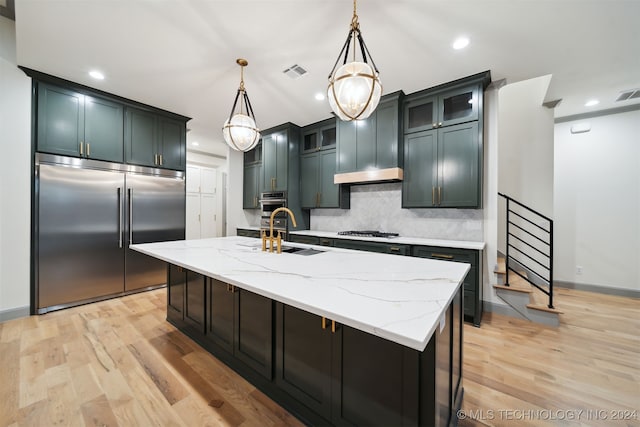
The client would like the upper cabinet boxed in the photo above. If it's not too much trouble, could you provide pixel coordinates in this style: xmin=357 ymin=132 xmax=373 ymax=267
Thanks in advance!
xmin=243 ymin=143 xmax=262 ymax=209
xmin=404 ymin=85 xmax=480 ymax=134
xmin=262 ymin=130 xmax=289 ymax=192
xmin=124 ymin=107 xmax=186 ymax=170
xmin=37 ymin=82 xmax=124 ymax=163
xmin=27 ymin=69 xmax=190 ymax=171
xmin=300 ymin=118 xmax=349 ymax=209
xmin=336 ymin=91 xmax=404 ymax=176
xmin=402 ymin=72 xmax=490 ymax=208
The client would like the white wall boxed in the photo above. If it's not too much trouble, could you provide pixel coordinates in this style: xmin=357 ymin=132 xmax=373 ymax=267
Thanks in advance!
xmin=0 ymin=16 xmax=31 ymax=315
xmin=498 ymin=75 xmax=555 ymax=253
xmin=225 ymin=148 xmax=257 ymax=235
xmin=554 ymin=110 xmax=640 ymax=291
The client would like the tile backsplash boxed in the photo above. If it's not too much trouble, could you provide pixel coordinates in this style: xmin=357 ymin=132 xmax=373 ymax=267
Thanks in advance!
xmin=310 ymin=183 xmax=483 ymax=241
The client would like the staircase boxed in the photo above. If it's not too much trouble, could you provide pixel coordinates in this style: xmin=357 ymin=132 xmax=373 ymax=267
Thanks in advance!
xmin=494 ymin=256 xmax=562 ymax=326
xmin=496 ymin=193 xmax=562 ymax=326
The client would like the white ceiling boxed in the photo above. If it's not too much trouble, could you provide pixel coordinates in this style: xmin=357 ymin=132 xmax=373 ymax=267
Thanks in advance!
xmin=14 ymin=0 xmax=640 ymax=156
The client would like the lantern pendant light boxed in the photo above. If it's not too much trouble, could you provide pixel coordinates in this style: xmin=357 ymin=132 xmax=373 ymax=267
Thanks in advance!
xmin=327 ymin=0 xmax=382 ymax=121
xmin=223 ymin=58 xmax=261 ymax=152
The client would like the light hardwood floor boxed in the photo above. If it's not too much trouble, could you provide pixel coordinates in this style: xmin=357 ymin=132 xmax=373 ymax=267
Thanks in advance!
xmin=0 ymin=287 xmax=638 ymax=427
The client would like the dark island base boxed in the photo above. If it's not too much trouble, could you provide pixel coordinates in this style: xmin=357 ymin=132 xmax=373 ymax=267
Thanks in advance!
xmin=166 ymin=264 xmax=464 ymax=427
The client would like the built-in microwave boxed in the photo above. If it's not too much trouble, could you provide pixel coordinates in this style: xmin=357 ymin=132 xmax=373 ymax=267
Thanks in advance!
xmin=259 ymin=191 xmax=288 ymax=235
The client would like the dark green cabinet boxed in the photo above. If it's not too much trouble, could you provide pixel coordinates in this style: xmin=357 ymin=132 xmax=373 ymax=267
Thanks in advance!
xmin=336 ymin=91 xmax=404 ymax=174
xmin=412 ymin=245 xmax=482 ymax=326
xmin=236 ymin=228 xmax=260 ymax=238
xmin=243 ymin=163 xmax=262 ymax=209
xmin=263 ymin=131 xmax=288 ymax=192
xmin=37 ymin=82 xmax=124 ymax=162
xmin=206 ymin=279 xmax=274 ymax=379
xmin=300 ymin=149 xmax=348 ymax=209
xmin=167 ymin=265 xmax=206 ymax=334
xmin=404 ymin=84 xmax=480 ymax=134
xmin=275 ymin=304 xmax=333 ymax=419
xmin=333 ymin=239 xmax=410 ymax=256
xmin=302 ymin=119 xmax=337 ymax=153
xmin=124 ymin=107 xmax=186 ymax=170
xmin=402 ymin=122 xmax=480 ymax=208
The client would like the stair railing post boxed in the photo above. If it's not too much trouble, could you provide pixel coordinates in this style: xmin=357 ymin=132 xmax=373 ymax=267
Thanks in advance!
xmin=505 ymin=198 xmax=510 ymax=287
xmin=548 ymin=220 xmax=554 ymax=309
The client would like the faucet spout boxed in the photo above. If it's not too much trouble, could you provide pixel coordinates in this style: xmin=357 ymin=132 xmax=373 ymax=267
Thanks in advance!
xmin=263 ymin=207 xmax=297 ymax=253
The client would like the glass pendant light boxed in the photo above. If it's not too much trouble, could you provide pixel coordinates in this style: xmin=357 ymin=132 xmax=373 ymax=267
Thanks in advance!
xmin=327 ymin=0 xmax=382 ymax=121
xmin=223 ymin=59 xmax=261 ymax=152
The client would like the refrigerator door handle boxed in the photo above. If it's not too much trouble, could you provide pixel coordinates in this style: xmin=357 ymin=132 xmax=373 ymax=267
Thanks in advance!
xmin=118 ymin=187 xmax=123 ymax=248
xmin=128 ymin=188 xmax=133 ymax=245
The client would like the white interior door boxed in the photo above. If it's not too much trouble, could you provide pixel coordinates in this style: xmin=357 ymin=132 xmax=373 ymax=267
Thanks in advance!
xmin=201 ymin=194 xmax=217 ymax=238
xmin=185 ymin=193 xmax=201 ymax=239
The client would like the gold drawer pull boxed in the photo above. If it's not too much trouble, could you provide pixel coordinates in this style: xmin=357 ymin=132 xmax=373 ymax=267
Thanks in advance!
xmin=321 ymin=317 xmax=327 ymax=329
xmin=432 ymin=253 xmax=454 ymax=260
xmin=390 ymin=246 xmax=401 ymax=252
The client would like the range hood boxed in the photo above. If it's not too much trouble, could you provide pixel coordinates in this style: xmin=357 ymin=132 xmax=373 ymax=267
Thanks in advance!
xmin=334 ymin=167 xmax=404 ymax=185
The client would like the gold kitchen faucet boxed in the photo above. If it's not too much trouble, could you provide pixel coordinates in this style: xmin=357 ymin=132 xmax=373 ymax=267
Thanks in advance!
xmin=262 ymin=207 xmax=297 ymax=253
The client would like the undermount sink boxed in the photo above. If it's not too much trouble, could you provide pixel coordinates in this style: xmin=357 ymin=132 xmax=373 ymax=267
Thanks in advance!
xmin=280 ymin=246 xmax=325 ymax=256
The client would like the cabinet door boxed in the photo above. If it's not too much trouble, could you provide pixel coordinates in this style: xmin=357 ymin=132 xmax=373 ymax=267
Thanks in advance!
xmin=275 ymin=304 xmax=332 ymax=419
xmin=332 ymin=325 xmax=418 ymax=426
xmin=200 ymin=168 xmax=217 ymax=194
xmin=185 ymin=193 xmax=201 ymax=239
xmin=438 ymin=122 xmax=479 ymax=207
xmin=263 ymin=132 xmax=288 ymax=191
xmin=243 ymin=164 xmax=259 ymax=209
xmin=186 ymin=166 xmax=201 ymax=193
xmin=435 ymin=306 xmax=452 ymax=426
xmin=302 ymin=129 xmax=320 ymax=153
xmin=336 ymin=120 xmax=356 ymax=173
xmin=84 ymin=95 xmax=124 ymax=163
xmin=167 ymin=264 xmax=185 ymax=323
xmin=375 ymin=99 xmax=399 ymax=169
xmin=234 ymin=289 xmax=273 ymax=379
xmin=184 ymin=271 xmax=206 ymax=335
xmin=158 ymin=117 xmax=186 ymax=170
xmin=404 ymin=95 xmax=437 ymax=134
xmin=402 ymin=130 xmax=438 ymax=207
xmin=437 ymin=85 xmax=479 ymax=127
xmin=125 ymin=107 xmax=157 ymax=167
xmin=207 ymin=279 xmax=235 ymax=353
xmin=356 ymin=115 xmax=376 ymax=171
xmin=37 ymin=83 xmax=84 ymax=157
xmin=319 ymin=150 xmax=338 ymax=208
xmin=300 ymin=153 xmax=319 ymax=208
xmin=200 ymin=194 xmax=217 ymax=238
xmin=320 ymin=124 xmax=337 ymax=149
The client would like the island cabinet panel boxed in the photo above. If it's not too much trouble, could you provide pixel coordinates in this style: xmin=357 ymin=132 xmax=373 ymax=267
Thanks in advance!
xmin=204 ymin=279 xmax=274 ymax=380
xmin=166 ymin=265 xmax=206 ymax=333
xmin=275 ymin=304 xmax=333 ymax=420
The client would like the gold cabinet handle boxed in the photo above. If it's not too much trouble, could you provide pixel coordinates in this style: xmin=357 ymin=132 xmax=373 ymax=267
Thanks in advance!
xmin=438 ymin=187 xmax=442 ymax=205
xmin=331 ymin=320 xmax=336 ymax=333
xmin=432 ymin=123 xmax=437 ymax=128
xmin=86 ymin=143 xmax=91 ymax=157
xmin=390 ymin=246 xmax=400 ymax=252
xmin=438 ymin=122 xmax=443 ymax=127
xmin=154 ymin=154 xmax=158 ymax=165
xmin=79 ymin=141 xmax=84 ymax=156
xmin=432 ymin=253 xmax=454 ymax=260
xmin=321 ymin=317 xmax=327 ymax=329
xmin=432 ymin=187 xmax=435 ymax=205
xmin=159 ymin=154 xmax=163 ymax=166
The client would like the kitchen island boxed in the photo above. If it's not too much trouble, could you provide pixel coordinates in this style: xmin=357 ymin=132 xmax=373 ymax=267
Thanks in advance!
xmin=131 ymin=236 xmax=469 ymax=426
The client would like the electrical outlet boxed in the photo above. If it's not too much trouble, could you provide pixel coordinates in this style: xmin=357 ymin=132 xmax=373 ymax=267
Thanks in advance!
xmin=576 ymin=266 xmax=583 ymax=275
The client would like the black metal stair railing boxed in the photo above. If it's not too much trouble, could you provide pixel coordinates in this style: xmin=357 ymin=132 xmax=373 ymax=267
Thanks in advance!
xmin=498 ymin=193 xmax=554 ymax=309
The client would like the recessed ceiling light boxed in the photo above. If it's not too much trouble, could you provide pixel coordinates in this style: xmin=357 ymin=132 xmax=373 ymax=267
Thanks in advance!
xmin=315 ymin=93 xmax=325 ymax=101
xmin=89 ymin=70 xmax=105 ymax=80
xmin=191 ymin=141 xmax=199 ymax=146
xmin=585 ymin=99 xmax=599 ymax=107
xmin=452 ymin=37 xmax=470 ymax=50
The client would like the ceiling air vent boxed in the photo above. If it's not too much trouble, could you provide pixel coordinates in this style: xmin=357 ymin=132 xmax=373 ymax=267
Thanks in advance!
xmin=615 ymin=89 xmax=640 ymax=102
xmin=283 ymin=64 xmax=307 ymax=79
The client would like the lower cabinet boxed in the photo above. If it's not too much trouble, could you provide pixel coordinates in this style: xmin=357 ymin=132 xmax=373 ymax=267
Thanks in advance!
xmin=236 ymin=228 xmax=261 ymax=238
xmin=167 ymin=264 xmax=463 ymax=427
xmin=333 ymin=238 xmax=410 ymax=256
xmin=412 ymin=246 xmax=482 ymax=326
xmin=205 ymin=279 xmax=273 ymax=379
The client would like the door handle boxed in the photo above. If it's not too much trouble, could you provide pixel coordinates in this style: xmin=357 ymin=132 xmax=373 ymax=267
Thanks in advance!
xmin=128 ymin=188 xmax=133 ymax=244
xmin=118 ymin=187 xmax=123 ymax=248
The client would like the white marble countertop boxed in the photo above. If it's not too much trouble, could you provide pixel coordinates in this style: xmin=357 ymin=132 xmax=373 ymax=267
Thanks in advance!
xmin=132 ymin=236 xmax=469 ymax=351
xmin=237 ymin=226 xmax=485 ymax=251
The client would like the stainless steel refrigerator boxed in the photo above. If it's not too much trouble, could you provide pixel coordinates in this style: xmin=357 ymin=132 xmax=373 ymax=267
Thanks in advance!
xmin=35 ymin=153 xmax=185 ymax=313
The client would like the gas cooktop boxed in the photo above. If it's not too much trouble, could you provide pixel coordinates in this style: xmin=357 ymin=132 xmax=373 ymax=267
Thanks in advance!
xmin=337 ymin=230 xmax=399 ymax=238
